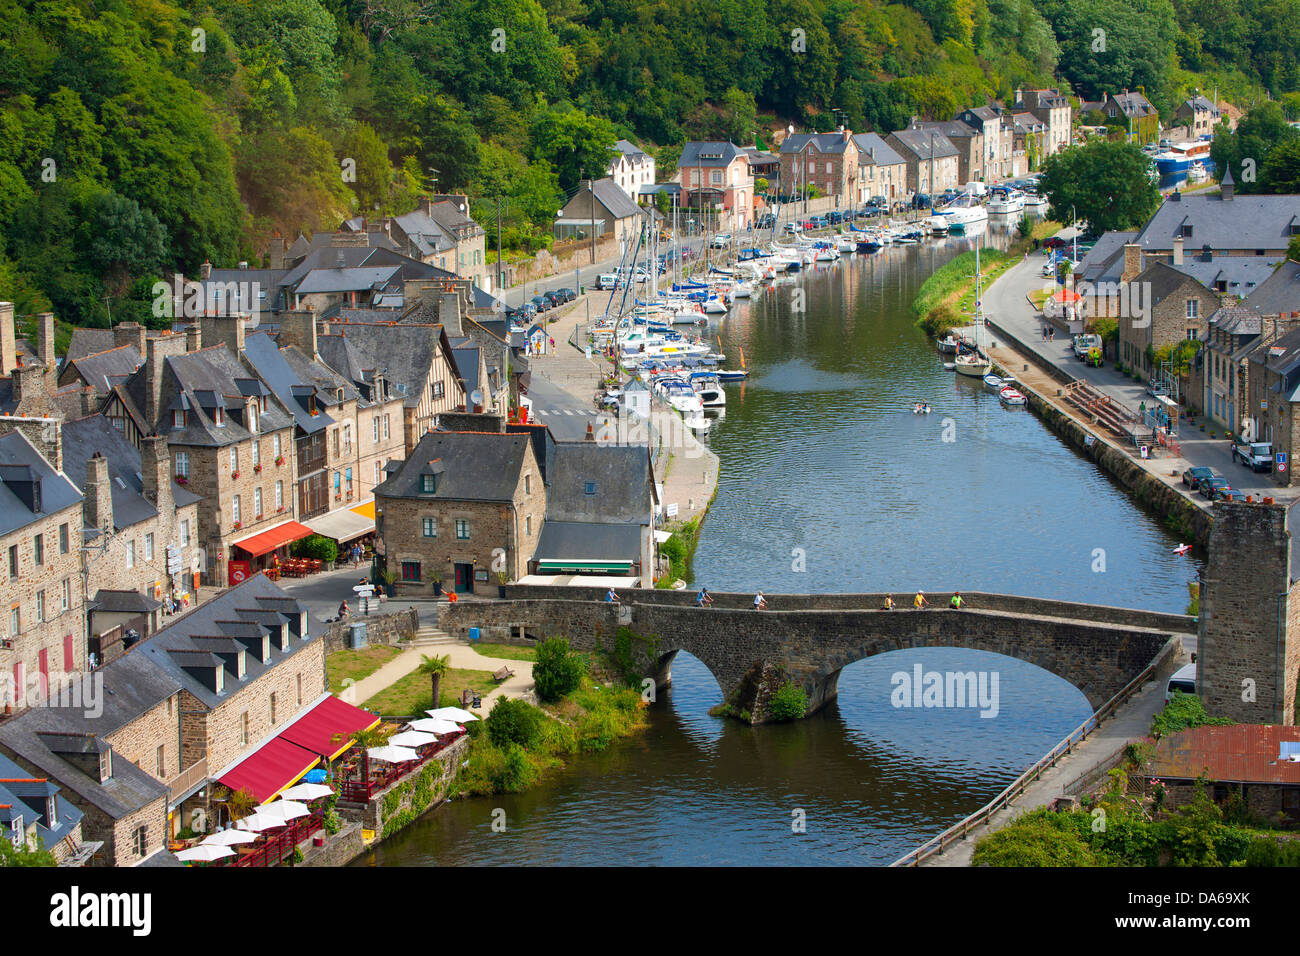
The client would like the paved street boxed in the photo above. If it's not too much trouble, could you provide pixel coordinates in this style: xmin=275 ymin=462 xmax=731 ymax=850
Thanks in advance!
xmin=983 ymin=250 xmax=1294 ymax=501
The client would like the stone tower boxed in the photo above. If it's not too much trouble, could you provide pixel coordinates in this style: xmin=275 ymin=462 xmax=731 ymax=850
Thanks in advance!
xmin=1199 ymin=500 xmax=1300 ymax=723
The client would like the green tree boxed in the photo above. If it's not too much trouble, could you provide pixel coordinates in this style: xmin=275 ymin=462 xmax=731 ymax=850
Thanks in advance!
xmin=1211 ymin=102 xmax=1300 ymax=194
xmin=532 ymin=637 xmax=586 ymax=702
xmin=0 ymin=836 xmax=56 ymax=867
xmin=419 ymin=653 xmax=450 ymax=709
xmin=1039 ymin=138 xmax=1160 ymax=235
xmin=530 ymin=104 xmax=618 ymax=192
xmin=1261 ymin=139 xmax=1300 ymax=195
xmin=486 ymin=697 xmax=544 ymax=749
xmin=972 ymin=809 xmax=1102 ymax=866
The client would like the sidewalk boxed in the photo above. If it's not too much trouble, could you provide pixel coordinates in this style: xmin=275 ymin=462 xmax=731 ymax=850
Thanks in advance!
xmin=341 ymin=641 xmax=535 ymax=710
xmin=982 ymin=250 xmax=1295 ymax=502
xmin=921 ymin=668 xmax=1175 ymax=866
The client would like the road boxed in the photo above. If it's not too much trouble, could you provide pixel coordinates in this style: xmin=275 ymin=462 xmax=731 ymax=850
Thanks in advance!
xmin=983 ymin=248 xmax=1293 ymax=501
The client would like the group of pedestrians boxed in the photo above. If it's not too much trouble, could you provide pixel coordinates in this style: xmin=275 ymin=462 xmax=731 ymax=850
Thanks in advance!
xmin=882 ymin=590 xmax=965 ymax=610
xmin=609 ymin=585 xmax=964 ymax=612
xmin=1040 ymin=325 xmax=1056 ymax=342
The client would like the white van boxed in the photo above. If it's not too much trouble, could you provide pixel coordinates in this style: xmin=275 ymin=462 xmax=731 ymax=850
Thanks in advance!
xmin=966 ymin=181 xmax=988 ymax=198
xmin=1165 ymin=663 xmax=1196 ymax=701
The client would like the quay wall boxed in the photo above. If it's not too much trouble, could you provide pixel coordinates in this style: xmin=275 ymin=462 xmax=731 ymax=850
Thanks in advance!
xmin=986 ymin=318 xmax=1213 ymax=549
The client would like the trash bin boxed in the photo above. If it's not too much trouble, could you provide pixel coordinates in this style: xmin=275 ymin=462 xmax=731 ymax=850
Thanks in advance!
xmin=469 ymin=627 xmax=480 ymax=644
xmin=348 ymin=621 xmax=368 ymax=649
xmin=579 ymin=285 xmax=585 ymax=294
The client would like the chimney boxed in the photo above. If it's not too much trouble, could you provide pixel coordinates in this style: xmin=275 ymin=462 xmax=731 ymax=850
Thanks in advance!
xmin=267 ymin=236 xmax=288 ymax=271
xmin=1121 ymin=242 xmax=1144 ymax=284
xmin=1173 ymin=236 xmax=1184 ymax=266
xmin=36 ymin=312 xmax=55 ymax=370
xmin=185 ymin=323 xmax=202 ymax=353
xmin=79 ymin=386 xmax=97 ymax=417
xmin=199 ymin=314 xmax=245 ymax=355
xmin=11 ymin=362 xmax=49 ymax=413
xmin=420 ymin=196 xmax=435 ymax=217
xmin=140 ymin=433 xmax=173 ymax=515
xmin=144 ymin=334 xmax=187 ymax=426
xmin=200 ymin=261 xmax=212 ymax=280
xmin=439 ymin=292 xmax=463 ymax=337
xmin=0 ymin=301 xmax=16 ymax=375
xmin=841 ymin=127 xmax=850 ymax=142
xmin=275 ymin=310 xmax=319 ymax=359
xmin=84 ymin=452 xmax=114 ymax=534
xmin=112 ymin=321 xmax=148 ymax=354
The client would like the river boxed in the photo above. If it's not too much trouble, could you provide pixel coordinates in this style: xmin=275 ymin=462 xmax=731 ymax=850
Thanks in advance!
xmin=359 ymin=219 xmax=1201 ymax=866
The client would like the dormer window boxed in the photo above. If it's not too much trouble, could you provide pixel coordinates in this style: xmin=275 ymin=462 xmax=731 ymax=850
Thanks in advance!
xmin=248 ymin=405 xmax=258 ymax=433
xmin=99 ymin=749 xmax=111 ymax=783
xmin=421 ymin=474 xmax=436 ymax=493
xmin=309 ymin=394 xmax=317 ymax=416
xmin=215 ymin=406 xmax=225 ymax=426
xmin=173 ymin=410 xmax=185 ymax=429
xmin=336 ymin=388 xmax=344 ymax=403
xmin=1181 ymin=224 xmax=1193 ymax=237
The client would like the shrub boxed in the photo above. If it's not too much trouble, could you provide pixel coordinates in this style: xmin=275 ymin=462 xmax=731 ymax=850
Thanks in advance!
xmin=972 ymin=809 xmax=1101 ymax=866
xmin=767 ymin=681 xmax=807 ymax=722
xmin=291 ymin=534 xmax=337 ymax=563
xmin=486 ymin=696 xmax=545 ymax=749
xmin=533 ymin=637 xmax=587 ymax=702
xmin=1150 ymin=692 xmax=1233 ymax=738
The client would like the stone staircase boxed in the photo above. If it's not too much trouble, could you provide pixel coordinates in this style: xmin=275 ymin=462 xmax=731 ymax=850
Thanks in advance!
xmin=406 ymin=625 xmax=459 ymax=648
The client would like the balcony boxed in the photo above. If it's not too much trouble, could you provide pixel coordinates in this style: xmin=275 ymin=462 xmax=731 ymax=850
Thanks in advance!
xmin=167 ymin=757 xmax=208 ymax=805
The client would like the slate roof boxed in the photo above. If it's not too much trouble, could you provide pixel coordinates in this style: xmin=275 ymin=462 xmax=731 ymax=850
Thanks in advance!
xmin=545 ymin=442 xmax=655 ymax=524
xmin=91 ymin=589 xmax=162 ymax=614
xmin=1078 ymin=231 xmax=1138 ymax=285
xmin=241 ymin=332 xmax=337 ymax=434
xmin=391 ymin=209 xmax=457 ymax=258
xmin=63 ymin=345 xmax=143 ymax=395
xmin=293 ymin=266 xmax=400 ymax=295
xmin=1250 ymin=324 xmax=1300 ymax=380
xmin=851 ymin=133 xmax=905 ymax=168
xmin=318 ymin=323 xmax=455 ymax=409
xmin=780 ymin=133 xmax=854 ymax=155
xmin=450 ymin=346 xmax=481 ymax=395
xmin=1176 ymin=95 xmax=1221 ymax=117
xmin=0 ymin=430 xmax=82 ymax=536
xmin=61 ymin=414 xmax=201 ymax=527
xmin=534 ymin=520 xmax=642 ymax=562
xmin=588 ymin=178 xmax=641 ymax=220
xmin=375 ymin=430 xmax=530 ymax=502
xmin=1244 ymin=261 xmax=1300 ymax=317
xmin=887 ymin=129 xmax=959 ymax=160
xmin=0 ymin=753 xmax=84 ymax=845
xmin=66 ymin=329 xmax=117 ymax=362
xmin=132 ymin=574 xmax=313 ymax=710
xmin=1136 ymin=260 xmax=1211 ymax=305
xmin=1207 ymin=303 xmax=1264 ymax=339
xmin=1107 ymin=91 xmax=1156 ymax=119
xmin=677 ymin=142 xmax=746 ymax=168
xmin=914 ymin=119 xmax=979 ymax=141
xmin=1170 ymin=256 xmax=1276 ymax=299
xmin=613 ymin=139 xmax=651 ymax=162
xmin=1134 ymin=193 xmax=1300 ymax=253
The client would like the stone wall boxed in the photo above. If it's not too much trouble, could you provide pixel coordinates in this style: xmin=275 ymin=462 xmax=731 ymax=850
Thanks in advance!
xmin=443 ymin=594 xmax=1184 ymax=721
xmin=104 ymin=693 xmax=182 ymax=783
xmin=1199 ymin=500 xmax=1299 ymax=724
xmin=323 ymin=607 xmax=419 ymax=654
xmin=301 ymin=820 xmax=365 ymax=867
xmin=501 ymin=237 xmax=621 ymax=288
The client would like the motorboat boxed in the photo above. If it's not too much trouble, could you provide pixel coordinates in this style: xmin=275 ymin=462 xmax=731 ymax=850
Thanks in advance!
xmin=938 ymin=194 xmax=988 ymax=231
xmin=998 ymin=386 xmax=1028 ymax=406
xmin=1022 ymin=192 xmax=1047 ymax=208
xmin=1154 ymin=141 xmax=1211 ymax=174
xmin=731 ymin=281 xmax=753 ymax=298
xmin=987 ymin=190 xmax=1024 ymax=215
xmin=702 ymin=297 xmax=728 ymax=315
xmin=714 ymin=368 xmax=748 ymax=382
xmin=836 ymin=235 xmax=857 ymax=253
xmin=1187 ymin=162 xmax=1208 ymax=183
xmin=856 ymin=236 xmax=882 ymax=253
xmin=655 ymin=376 xmax=705 ymax=417
xmin=937 ymin=335 xmax=959 ymax=355
xmin=983 ymin=373 xmax=1004 ymax=392
xmin=926 ymin=216 xmax=950 ymax=235
xmin=689 ymin=371 xmax=726 ymax=407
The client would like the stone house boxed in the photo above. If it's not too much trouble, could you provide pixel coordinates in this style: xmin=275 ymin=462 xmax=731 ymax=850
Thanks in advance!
xmin=956 ymin=106 xmax=1015 ymax=182
xmin=1116 ymin=253 xmax=1218 ymax=381
xmin=345 ymin=196 xmax=489 ymax=288
xmin=556 ymin=177 xmax=644 ymax=244
xmin=676 ymin=142 xmax=754 ymax=231
xmin=886 ymin=129 xmax=960 ymax=196
xmin=1015 ymin=88 xmax=1072 ymax=156
xmin=60 ymin=415 xmax=203 ymax=656
xmin=909 ymin=120 xmax=983 ymax=187
xmin=1173 ymin=95 xmax=1222 ymax=139
xmin=1146 ymin=724 xmax=1300 ymax=824
xmin=1097 ymin=90 xmax=1159 ymax=142
xmin=779 ymin=131 xmax=859 ymax=206
xmin=851 ymin=133 xmax=906 ymax=204
xmin=375 ymin=428 xmax=546 ymax=593
xmin=1010 ymin=112 xmax=1047 ymax=174
xmin=608 ymin=139 xmax=656 ymax=201
xmin=1247 ymin=325 xmax=1300 ymax=484
xmin=0 ymin=427 xmax=86 ymax=706
xmin=102 ymin=326 xmax=301 ymax=587
xmin=1135 ymin=174 xmax=1300 ymax=262
xmin=1200 ymin=304 xmax=1300 ymax=433
xmin=0 ymin=752 xmax=87 ymax=863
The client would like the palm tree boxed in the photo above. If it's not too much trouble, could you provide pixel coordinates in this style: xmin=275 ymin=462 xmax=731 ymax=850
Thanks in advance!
xmin=419 ymin=653 xmax=450 ymax=709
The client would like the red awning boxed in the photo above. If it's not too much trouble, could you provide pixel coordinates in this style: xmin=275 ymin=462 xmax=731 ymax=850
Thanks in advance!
xmin=217 ymin=737 xmax=320 ymax=803
xmin=231 ymin=521 xmax=315 ymax=558
xmin=277 ymin=695 xmax=381 ymax=761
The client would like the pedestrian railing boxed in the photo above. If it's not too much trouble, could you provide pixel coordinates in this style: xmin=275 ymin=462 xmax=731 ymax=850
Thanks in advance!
xmin=889 ymin=645 xmax=1170 ymax=867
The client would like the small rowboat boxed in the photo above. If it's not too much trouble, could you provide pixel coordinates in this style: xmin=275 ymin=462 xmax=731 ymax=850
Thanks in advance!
xmin=983 ymin=373 xmax=1004 ymax=392
xmin=999 ymin=387 xmax=1028 ymax=406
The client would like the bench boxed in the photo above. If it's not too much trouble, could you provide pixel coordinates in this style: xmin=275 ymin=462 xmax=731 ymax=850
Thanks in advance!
xmin=492 ymin=666 xmax=514 ymax=682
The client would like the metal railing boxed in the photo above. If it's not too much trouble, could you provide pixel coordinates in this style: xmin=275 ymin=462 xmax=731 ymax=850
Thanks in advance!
xmin=889 ymin=642 xmax=1173 ymax=866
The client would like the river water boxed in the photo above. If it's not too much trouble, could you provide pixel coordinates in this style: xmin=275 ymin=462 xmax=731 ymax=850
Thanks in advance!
xmin=360 ymin=220 xmax=1201 ymax=867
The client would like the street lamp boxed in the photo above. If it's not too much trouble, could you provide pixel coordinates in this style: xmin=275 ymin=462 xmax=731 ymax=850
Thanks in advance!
xmin=1070 ymin=204 xmax=1077 ymax=262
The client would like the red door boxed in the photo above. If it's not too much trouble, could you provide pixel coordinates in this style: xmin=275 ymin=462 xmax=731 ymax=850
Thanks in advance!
xmin=63 ymin=634 xmax=74 ymax=672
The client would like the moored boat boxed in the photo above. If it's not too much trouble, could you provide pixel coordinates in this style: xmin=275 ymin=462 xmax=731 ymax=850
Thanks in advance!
xmin=998 ymin=386 xmax=1028 ymax=406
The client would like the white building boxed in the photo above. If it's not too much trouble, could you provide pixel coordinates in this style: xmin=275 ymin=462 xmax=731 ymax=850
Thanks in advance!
xmin=608 ymin=140 xmax=656 ymax=201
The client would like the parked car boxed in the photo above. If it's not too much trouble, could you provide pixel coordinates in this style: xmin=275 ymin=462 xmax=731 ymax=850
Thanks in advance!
xmin=558 ymin=287 xmax=576 ymax=302
xmin=1232 ymin=440 xmax=1274 ymax=472
xmin=913 ymin=193 xmax=932 ymax=209
xmin=1182 ymin=466 xmax=1214 ymax=490
xmin=784 ymin=223 xmax=800 ymax=234
xmin=710 ymin=233 xmax=732 ymax=249
xmin=520 ymin=302 xmax=538 ymax=319
xmin=1199 ymin=476 xmax=1234 ymax=500
xmin=1043 ymin=237 xmax=1068 ymax=249
xmin=530 ymin=294 xmax=549 ymax=312
xmin=597 ymin=273 xmax=619 ymax=290
xmin=1072 ymin=333 xmax=1102 ymax=359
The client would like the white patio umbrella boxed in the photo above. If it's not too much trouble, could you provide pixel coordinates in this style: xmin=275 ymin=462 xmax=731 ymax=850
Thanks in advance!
xmin=426 ymin=706 xmax=479 ymax=722
xmin=201 ymin=829 xmax=258 ymax=847
xmin=176 ymin=844 xmax=235 ymax=862
xmin=253 ymin=800 xmax=309 ymax=821
xmin=236 ymin=812 xmax=286 ymax=832
xmin=409 ymin=718 xmax=462 ymax=735
xmin=388 ymin=730 xmax=437 ymax=748
xmin=367 ymin=745 xmax=418 ymax=763
xmin=279 ymin=783 xmax=334 ymax=802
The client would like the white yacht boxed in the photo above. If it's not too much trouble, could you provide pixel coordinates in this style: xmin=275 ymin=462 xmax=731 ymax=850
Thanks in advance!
xmin=987 ymin=189 xmax=1024 ymax=215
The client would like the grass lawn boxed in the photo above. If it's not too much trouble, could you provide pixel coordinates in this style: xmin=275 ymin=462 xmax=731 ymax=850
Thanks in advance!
xmin=472 ymin=642 xmax=537 ymax=662
xmin=363 ymin=667 xmax=499 ymax=716
xmin=1028 ymin=289 xmax=1051 ymax=310
xmin=326 ymin=645 xmax=401 ymax=695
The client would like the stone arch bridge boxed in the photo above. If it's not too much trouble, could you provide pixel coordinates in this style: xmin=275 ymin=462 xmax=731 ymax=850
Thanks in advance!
xmin=440 ymin=587 xmax=1192 ymax=722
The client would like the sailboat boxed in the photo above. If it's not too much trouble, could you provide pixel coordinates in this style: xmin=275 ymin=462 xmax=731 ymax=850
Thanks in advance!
xmin=953 ymin=247 xmax=993 ymax=378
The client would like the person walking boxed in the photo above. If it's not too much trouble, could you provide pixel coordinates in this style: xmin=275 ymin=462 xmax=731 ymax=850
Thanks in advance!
xmin=753 ymin=591 xmax=768 ymax=610
xmin=549 ymin=335 xmax=556 ymax=355
xmin=913 ymin=590 xmax=929 ymax=609
xmin=949 ymin=591 xmax=965 ymax=610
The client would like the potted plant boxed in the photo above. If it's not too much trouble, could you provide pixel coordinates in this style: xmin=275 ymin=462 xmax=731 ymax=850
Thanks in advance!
xmin=380 ymin=566 xmax=398 ymax=597
xmin=275 ymin=455 xmax=285 ymax=467
xmin=495 ymin=569 xmax=509 ymax=598
xmin=253 ymin=463 xmax=262 ymax=473
xmin=429 ymin=567 xmax=443 ymax=596
xmin=232 ymin=470 xmax=240 ymax=479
